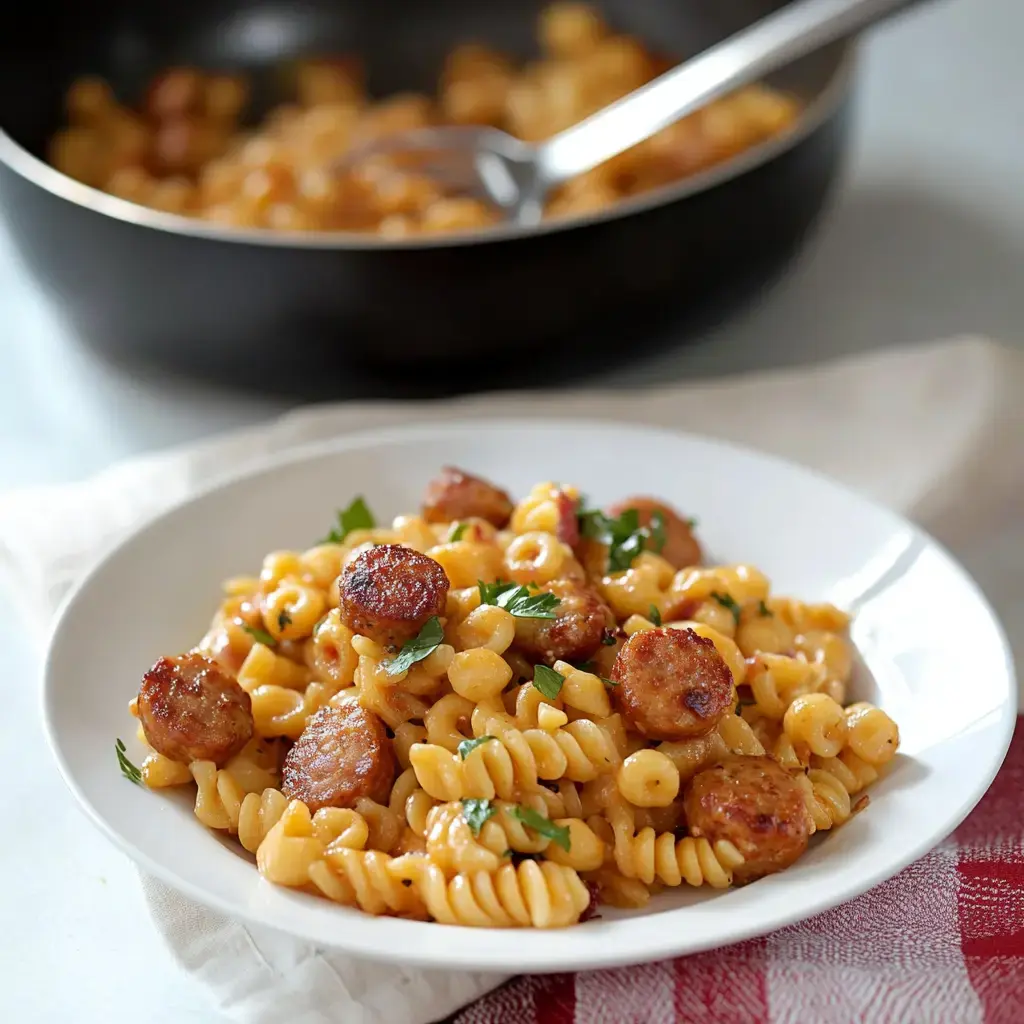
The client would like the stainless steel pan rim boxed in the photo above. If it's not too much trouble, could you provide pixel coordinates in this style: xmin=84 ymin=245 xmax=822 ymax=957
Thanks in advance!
xmin=0 ymin=42 xmax=855 ymax=251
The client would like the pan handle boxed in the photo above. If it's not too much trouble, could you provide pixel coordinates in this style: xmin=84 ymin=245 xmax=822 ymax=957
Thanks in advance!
xmin=536 ymin=0 xmax=925 ymax=185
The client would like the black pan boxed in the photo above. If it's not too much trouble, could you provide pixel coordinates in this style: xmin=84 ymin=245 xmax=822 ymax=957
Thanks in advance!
xmin=0 ymin=0 xmax=854 ymax=392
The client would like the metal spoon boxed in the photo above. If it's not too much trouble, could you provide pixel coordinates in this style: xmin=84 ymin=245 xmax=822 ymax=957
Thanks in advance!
xmin=343 ymin=0 xmax=921 ymax=226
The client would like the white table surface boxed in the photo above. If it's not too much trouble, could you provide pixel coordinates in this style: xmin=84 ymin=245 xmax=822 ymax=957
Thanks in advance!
xmin=2 ymin=1 xmax=1022 ymax=1020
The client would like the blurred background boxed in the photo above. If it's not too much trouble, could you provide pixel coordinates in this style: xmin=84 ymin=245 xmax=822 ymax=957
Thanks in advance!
xmin=0 ymin=0 xmax=1021 ymax=489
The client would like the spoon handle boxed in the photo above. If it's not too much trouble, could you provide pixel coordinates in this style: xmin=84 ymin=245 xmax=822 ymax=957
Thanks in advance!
xmin=535 ymin=0 xmax=923 ymax=185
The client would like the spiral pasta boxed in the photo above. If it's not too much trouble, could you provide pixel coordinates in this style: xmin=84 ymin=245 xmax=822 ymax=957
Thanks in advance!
xmin=605 ymin=795 xmax=744 ymax=888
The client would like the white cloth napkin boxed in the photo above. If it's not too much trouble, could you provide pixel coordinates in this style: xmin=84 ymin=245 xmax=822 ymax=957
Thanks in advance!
xmin=2 ymin=336 xmax=1022 ymax=1024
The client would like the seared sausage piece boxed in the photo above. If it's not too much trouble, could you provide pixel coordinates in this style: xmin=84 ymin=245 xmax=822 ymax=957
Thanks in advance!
xmin=683 ymin=756 xmax=810 ymax=882
xmin=611 ymin=627 xmax=733 ymax=740
xmin=339 ymin=544 xmax=449 ymax=647
xmin=606 ymin=496 xmax=702 ymax=569
xmin=421 ymin=466 xmax=514 ymax=527
xmin=281 ymin=703 xmax=396 ymax=812
xmin=512 ymin=579 xmax=615 ymax=665
xmin=138 ymin=652 xmax=253 ymax=765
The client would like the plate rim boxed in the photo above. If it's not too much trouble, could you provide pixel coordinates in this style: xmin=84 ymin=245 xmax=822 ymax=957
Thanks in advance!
xmin=41 ymin=418 xmax=1018 ymax=971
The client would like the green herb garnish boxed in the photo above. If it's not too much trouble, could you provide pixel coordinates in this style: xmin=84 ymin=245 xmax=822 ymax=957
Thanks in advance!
xmin=241 ymin=623 xmax=277 ymax=647
xmin=601 ymin=676 xmax=619 ymax=688
xmin=648 ymin=604 xmax=662 ymax=627
xmin=685 ymin=516 xmax=698 ymax=529
xmin=461 ymin=798 xmax=498 ymax=836
xmin=458 ymin=735 xmax=495 ymax=760
xmin=277 ymin=610 xmax=292 ymax=631
xmin=509 ymin=805 xmax=571 ymax=852
xmin=313 ymin=612 xmax=331 ymax=635
xmin=478 ymin=580 xmax=560 ymax=619
xmin=386 ymin=616 xmax=444 ymax=676
xmin=115 ymin=738 xmax=142 ymax=786
xmin=578 ymin=506 xmax=667 ymax=573
xmin=320 ymin=496 xmax=376 ymax=545
xmin=448 ymin=521 xmax=468 ymax=542
xmin=710 ymin=591 xmax=742 ymax=625
xmin=758 ymin=600 xmax=773 ymax=617
xmin=532 ymin=664 xmax=565 ymax=700
xmin=601 ymin=631 xmax=618 ymax=646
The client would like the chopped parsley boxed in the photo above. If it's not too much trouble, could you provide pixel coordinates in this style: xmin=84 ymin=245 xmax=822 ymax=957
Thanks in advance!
xmin=532 ymin=664 xmax=565 ymax=700
xmin=115 ymin=738 xmax=142 ymax=786
xmin=600 ymin=630 xmax=618 ymax=646
xmin=478 ymin=580 xmax=560 ymax=619
xmin=509 ymin=805 xmax=572 ymax=852
xmin=710 ymin=591 xmax=742 ymax=625
xmin=458 ymin=735 xmax=495 ymax=760
xmin=313 ymin=612 xmax=331 ymax=635
xmin=460 ymin=798 xmax=498 ymax=836
xmin=685 ymin=516 xmax=698 ymax=529
xmin=757 ymin=600 xmax=773 ymax=617
xmin=276 ymin=610 xmax=292 ymax=631
xmin=578 ymin=506 xmax=667 ymax=573
xmin=600 ymin=676 xmax=619 ymax=688
xmin=648 ymin=604 xmax=662 ymax=627
xmin=319 ymin=496 xmax=376 ymax=545
xmin=241 ymin=623 xmax=277 ymax=647
xmin=386 ymin=616 xmax=444 ymax=676
xmin=448 ymin=521 xmax=468 ymax=542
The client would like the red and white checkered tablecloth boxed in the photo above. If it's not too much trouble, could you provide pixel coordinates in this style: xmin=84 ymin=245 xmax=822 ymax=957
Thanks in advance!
xmin=451 ymin=718 xmax=1024 ymax=1024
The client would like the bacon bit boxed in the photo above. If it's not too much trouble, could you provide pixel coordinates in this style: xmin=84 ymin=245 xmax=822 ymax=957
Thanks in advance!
xmin=554 ymin=491 xmax=580 ymax=547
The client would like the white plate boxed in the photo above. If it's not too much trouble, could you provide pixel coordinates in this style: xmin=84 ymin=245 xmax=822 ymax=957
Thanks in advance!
xmin=44 ymin=421 xmax=1016 ymax=972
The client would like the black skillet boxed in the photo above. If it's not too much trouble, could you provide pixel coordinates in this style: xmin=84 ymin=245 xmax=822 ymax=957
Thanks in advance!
xmin=0 ymin=1 xmax=858 ymax=393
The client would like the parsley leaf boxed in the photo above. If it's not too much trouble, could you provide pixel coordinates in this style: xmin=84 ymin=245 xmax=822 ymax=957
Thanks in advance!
xmin=458 ymin=735 xmax=495 ymax=760
xmin=532 ymin=664 xmax=565 ymax=700
xmin=313 ymin=612 xmax=331 ymax=635
xmin=601 ymin=630 xmax=618 ymax=646
xmin=241 ymin=623 xmax=277 ymax=647
xmin=461 ymin=798 xmax=498 ymax=836
xmin=115 ymin=738 xmax=142 ymax=786
xmin=577 ymin=506 xmax=666 ymax=573
xmin=509 ymin=805 xmax=571 ymax=852
xmin=710 ymin=591 xmax=742 ymax=625
xmin=386 ymin=616 xmax=444 ymax=676
xmin=758 ymin=600 xmax=773 ymax=617
xmin=448 ymin=521 xmax=468 ymax=542
xmin=320 ymin=496 xmax=376 ymax=545
xmin=478 ymin=580 xmax=560 ymax=619
xmin=277 ymin=610 xmax=292 ymax=631
xmin=601 ymin=676 xmax=619 ymax=688
xmin=685 ymin=516 xmax=699 ymax=529
xmin=648 ymin=604 xmax=662 ymax=627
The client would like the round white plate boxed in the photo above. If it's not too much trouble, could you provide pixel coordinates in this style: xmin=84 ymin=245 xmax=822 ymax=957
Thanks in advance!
xmin=44 ymin=421 xmax=1016 ymax=972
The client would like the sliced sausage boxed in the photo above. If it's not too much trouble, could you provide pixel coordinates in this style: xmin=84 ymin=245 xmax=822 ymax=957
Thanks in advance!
xmin=138 ymin=652 xmax=253 ymax=765
xmin=512 ymin=579 xmax=615 ymax=665
xmin=281 ymin=703 xmax=396 ymax=812
xmin=421 ymin=466 xmax=514 ymax=527
xmin=610 ymin=627 xmax=733 ymax=740
xmin=683 ymin=756 xmax=810 ymax=882
xmin=606 ymin=496 xmax=702 ymax=569
xmin=339 ymin=544 xmax=449 ymax=646
xmin=552 ymin=490 xmax=580 ymax=547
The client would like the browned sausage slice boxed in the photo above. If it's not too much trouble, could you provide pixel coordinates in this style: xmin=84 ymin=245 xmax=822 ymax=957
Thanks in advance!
xmin=137 ymin=652 xmax=253 ymax=765
xmin=610 ymin=627 xmax=733 ymax=740
xmin=339 ymin=544 xmax=449 ymax=646
xmin=683 ymin=756 xmax=810 ymax=882
xmin=512 ymin=579 xmax=615 ymax=665
xmin=281 ymin=703 xmax=396 ymax=812
xmin=606 ymin=496 xmax=702 ymax=569
xmin=421 ymin=466 xmax=514 ymax=527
